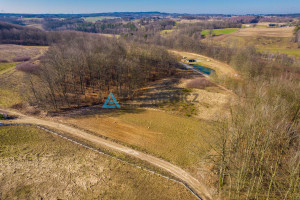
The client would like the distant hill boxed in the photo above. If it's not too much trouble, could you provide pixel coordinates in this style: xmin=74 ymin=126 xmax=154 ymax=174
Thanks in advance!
xmin=0 ymin=21 xmax=50 ymax=45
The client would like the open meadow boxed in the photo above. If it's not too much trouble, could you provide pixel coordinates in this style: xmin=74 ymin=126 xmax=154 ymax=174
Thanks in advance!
xmin=0 ymin=45 xmax=47 ymax=108
xmin=0 ymin=125 xmax=197 ymax=200
xmin=211 ymin=26 xmax=300 ymax=57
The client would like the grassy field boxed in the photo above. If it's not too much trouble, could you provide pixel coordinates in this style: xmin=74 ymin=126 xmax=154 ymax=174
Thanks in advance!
xmin=201 ymin=28 xmax=239 ymax=36
xmin=258 ymin=48 xmax=300 ymax=56
xmin=64 ymin=109 xmax=219 ymax=168
xmin=0 ymin=88 xmax=22 ymax=108
xmin=0 ymin=126 xmax=196 ymax=200
xmin=160 ymin=29 xmax=175 ymax=36
xmin=0 ymin=45 xmax=48 ymax=62
xmin=0 ymin=68 xmax=26 ymax=108
xmin=230 ymin=27 xmax=294 ymax=37
xmin=210 ymin=27 xmax=300 ymax=57
xmin=0 ymin=45 xmax=48 ymax=108
xmin=83 ymin=16 xmax=120 ymax=23
xmin=26 ymin=23 xmax=44 ymax=30
xmin=0 ymin=63 xmax=16 ymax=74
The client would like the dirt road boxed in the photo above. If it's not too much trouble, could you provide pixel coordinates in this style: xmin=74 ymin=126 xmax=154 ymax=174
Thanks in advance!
xmin=170 ymin=50 xmax=238 ymax=78
xmin=0 ymin=109 xmax=213 ymax=200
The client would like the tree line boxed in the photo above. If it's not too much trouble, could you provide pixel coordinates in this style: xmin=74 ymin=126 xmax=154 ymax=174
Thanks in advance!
xmin=0 ymin=21 xmax=65 ymax=45
xmin=42 ymin=18 xmax=138 ymax=34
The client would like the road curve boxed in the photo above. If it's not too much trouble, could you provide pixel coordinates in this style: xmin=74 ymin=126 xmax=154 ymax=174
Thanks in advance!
xmin=0 ymin=109 xmax=213 ymax=200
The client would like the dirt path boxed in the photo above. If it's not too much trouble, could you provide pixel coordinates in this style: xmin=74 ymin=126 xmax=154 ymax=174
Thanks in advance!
xmin=0 ymin=109 xmax=213 ymax=200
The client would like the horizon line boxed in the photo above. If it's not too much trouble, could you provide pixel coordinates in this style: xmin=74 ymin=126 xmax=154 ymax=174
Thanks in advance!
xmin=0 ymin=11 xmax=300 ymax=16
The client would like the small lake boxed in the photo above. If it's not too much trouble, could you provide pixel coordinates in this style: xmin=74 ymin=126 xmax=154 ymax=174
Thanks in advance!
xmin=192 ymin=64 xmax=216 ymax=75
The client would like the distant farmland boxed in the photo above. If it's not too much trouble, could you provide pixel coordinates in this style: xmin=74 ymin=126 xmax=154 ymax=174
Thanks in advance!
xmin=201 ymin=28 xmax=239 ymax=36
xmin=82 ymin=16 xmax=120 ymax=22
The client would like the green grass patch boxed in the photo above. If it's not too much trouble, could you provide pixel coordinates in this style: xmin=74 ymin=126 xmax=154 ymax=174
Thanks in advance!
xmin=202 ymin=28 xmax=239 ymax=36
xmin=0 ymin=127 xmax=39 ymax=146
xmin=258 ymin=48 xmax=300 ymax=57
xmin=160 ymin=29 xmax=174 ymax=35
xmin=182 ymin=88 xmax=192 ymax=93
xmin=0 ymin=88 xmax=22 ymax=107
xmin=0 ymin=63 xmax=16 ymax=74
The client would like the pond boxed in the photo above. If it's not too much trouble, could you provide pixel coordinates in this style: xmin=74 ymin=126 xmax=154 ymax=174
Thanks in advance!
xmin=192 ymin=64 xmax=216 ymax=75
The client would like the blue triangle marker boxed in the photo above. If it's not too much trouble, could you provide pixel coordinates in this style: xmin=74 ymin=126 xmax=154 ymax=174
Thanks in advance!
xmin=102 ymin=92 xmax=121 ymax=109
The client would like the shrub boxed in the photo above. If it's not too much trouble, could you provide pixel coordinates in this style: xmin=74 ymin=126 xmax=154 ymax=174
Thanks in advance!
xmin=12 ymin=56 xmax=31 ymax=62
xmin=10 ymin=103 xmax=26 ymax=110
xmin=25 ymin=106 xmax=40 ymax=115
xmin=15 ymin=62 xmax=39 ymax=74
xmin=0 ymin=59 xmax=8 ymax=63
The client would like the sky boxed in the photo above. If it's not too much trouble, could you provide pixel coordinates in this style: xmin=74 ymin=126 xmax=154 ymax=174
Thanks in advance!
xmin=0 ymin=0 xmax=299 ymax=15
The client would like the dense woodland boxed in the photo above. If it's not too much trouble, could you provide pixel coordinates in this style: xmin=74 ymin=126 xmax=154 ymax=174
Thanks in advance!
xmin=42 ymin=18 xmax=138 ymax=34
xmin=0 ymin=21 xmax=66 ymax=45
xmin=0 ymin=21 xmax=49 ymax=45
xmin=25 ymin=33 xmax=177 ymax=109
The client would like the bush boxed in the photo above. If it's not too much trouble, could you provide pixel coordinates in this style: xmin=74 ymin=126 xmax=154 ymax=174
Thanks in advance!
xmin=25 ymin=106 xmax=40 ymax=115
xmin=0 ymin=59 xmax=8 ymax=63
xmin=13 ymin=56 xmax=31 ymax=62
xmin=15 ymin=62 xmax=39 ymax=74
xmin=10 ymin=103 xmax=27 ymax=110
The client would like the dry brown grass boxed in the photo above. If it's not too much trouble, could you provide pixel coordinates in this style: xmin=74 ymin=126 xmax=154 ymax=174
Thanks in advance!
xmin=63 ymin=109 xmax=218 ymax=168
xmin=0 ymin=126 xmax=197 ymax=200
xmin=0 ymin=45 xmax=48 ymax=108
xmin=209 ymin=27 xmax=300 ymax=57
xmin=178 ymin=78 xmax=233 ymax=121
xmin=0 ymin=45 xmax=48 ymax=62
xmin=0 ymin=68 xmax=27 ymax=108
xmin=230 ymin=27 xmax=294 ymax=37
